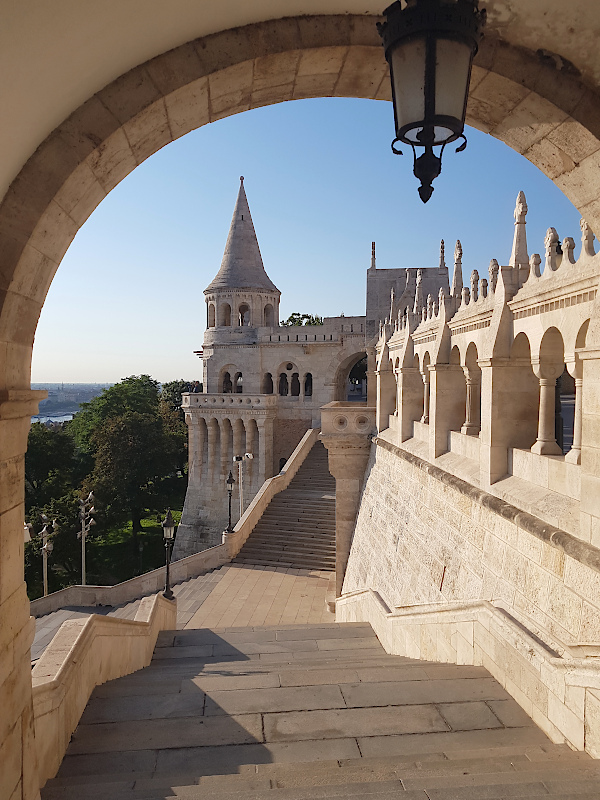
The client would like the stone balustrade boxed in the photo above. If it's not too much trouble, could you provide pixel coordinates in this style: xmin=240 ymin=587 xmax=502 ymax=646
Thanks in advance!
xmin=182 ymin=392 xmax=277 ymax=409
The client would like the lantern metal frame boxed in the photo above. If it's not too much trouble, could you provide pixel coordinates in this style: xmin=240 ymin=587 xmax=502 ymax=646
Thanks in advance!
xmin=378 ymin=0 xmax=486 ymax=202
xmin=161 ymin=509 xmax=177 ymax=600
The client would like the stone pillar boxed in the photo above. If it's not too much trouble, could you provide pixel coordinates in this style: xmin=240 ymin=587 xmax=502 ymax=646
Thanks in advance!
xmin=461 ymin=368 xmax=481 ymax=436
xmin=256 ymin=416 xmax=275 ymax=485
xmin=531 ymin=365 xmax=563 ymax=455
xmin=428 ymin=365 xmax=466 ymax=459
xmin=366 ymin=347 xmax=377 ymax=407
xmin=320 ymin=433 xmax=372 ymax=596
xmin=0 ymin=390 xmax=46 ymax=800
xmin=219 ymin=419 xmax=231 ymax=478
xmin=244 ymin=419 xmax=256 ymax=488
xmin=565 ymin=361 xmax=583 ymax=465
xmin=376 ymin=367 xmax=396 ymax=433
xmin=397 ymin=367 xmax=423 ymax=442
xmin=579 ymin=344 xmax=600 ymax=542
xmin=232 ymin=418 xmax=244 ymax=458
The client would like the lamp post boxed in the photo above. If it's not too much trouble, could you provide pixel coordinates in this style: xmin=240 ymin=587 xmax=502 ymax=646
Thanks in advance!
xmin=378 ymin=0 xmax=486 ymax=202
xmin=78 ymin=491 xmax=96 ymax=586
xmin=161 ymin=509 xmax=176 ymax=600
xmin=233 ymin=453 xmax=254 ymax=520
xmin=225 ymin=470 xmax=235 ymax=533
xmin=39 ymin=515 xmax=57 ymax=597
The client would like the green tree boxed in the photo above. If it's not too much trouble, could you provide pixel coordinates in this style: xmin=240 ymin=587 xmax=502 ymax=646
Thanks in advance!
xmin=160 ymin=379 xmax=191 ymax=415
xmin=91 ymin=411 xmax=177 ymax=535
xmin=70 ymin=374 xmax=161 ymax=453
xmin=280 ymin=312 xmax=324 ymax=327
xmin=25 ymin=423 xmax=80 ymax=507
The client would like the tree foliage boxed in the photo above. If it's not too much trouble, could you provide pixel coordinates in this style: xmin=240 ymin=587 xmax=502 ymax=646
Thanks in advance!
xmin=280 ymin=312 xmax=324 ymax=327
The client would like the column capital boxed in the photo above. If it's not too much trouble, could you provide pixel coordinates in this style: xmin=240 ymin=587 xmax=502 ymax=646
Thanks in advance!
xmin=0 ymin=389 xmax=47 ymax=420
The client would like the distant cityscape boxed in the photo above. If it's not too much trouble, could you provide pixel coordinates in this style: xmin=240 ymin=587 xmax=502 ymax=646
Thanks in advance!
xmin=31 ymin=383 xmax=112 ymax=423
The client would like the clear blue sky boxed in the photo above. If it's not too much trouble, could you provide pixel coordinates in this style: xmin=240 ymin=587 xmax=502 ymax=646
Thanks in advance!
xmin=31 ymin=97 xmax=582 ymax=384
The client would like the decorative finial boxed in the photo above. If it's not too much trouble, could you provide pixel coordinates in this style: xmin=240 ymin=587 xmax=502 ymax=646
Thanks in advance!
xmin=489 ymin=259 xmax=499 ymax=292
xmin=450 ymin=241 xmax=463 ymax=298
xmin=545 ymin=227 xmax=559 ymax=273
xmin=471 ymin=270 xmax=479 ymax=303
xmin=580 ymin=218 xmax=596 ymax=258
xmin=370 ymin=241 xmax=377 ymax=270
xmin=509 ymin=190 xmax=529 ymax=268
xmin=439 ymin=239 xmax=446 ymax=270
xmin=240 ymin=176 xmax=244 ymax=183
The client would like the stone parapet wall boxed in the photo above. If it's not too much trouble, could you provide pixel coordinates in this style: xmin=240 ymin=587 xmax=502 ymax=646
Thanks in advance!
xmin=344 ymin=437 xmax=600 ymax=647
xmin=337 ymin=589 xmax=600 ymax=757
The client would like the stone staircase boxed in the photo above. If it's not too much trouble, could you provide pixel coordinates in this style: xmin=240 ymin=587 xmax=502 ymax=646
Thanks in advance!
xmin=234 ymin=441 xmax=336 ymax=571
xmin=42 ymin=621 xmax=600 ymax=800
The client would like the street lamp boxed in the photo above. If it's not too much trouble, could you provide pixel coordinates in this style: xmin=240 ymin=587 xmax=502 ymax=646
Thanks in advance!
xmin=78 ymin=491 xmax=96 ymax=586
xmin=233 ymin=453 xmax=254 ymax=520
xmin=225 ymin=470 xmax=235 ymax=533
xmin=161 ymin=509 xmax=176 ymax=600
xmin=378 ymin=0 xmax=486 ymax=202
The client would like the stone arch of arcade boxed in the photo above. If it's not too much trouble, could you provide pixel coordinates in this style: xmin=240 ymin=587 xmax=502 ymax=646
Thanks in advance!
xmin=6 ymin=12 xmax=600 ymax=799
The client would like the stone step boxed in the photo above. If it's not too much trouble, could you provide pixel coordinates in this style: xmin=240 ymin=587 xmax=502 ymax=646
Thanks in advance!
xmin=242 ymin=538 xmax=334 ymax=552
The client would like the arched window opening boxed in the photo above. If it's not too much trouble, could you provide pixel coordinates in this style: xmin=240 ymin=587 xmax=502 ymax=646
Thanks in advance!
xmin=304 ymin=373 xmax=313 ymax=397
xmin=222 ymin=371 xmax=233 ymax=393
xmin=208 ymin=303 xmax=216 ymax=328
xmin=461 ymin=343 xmax=481 ymax=436
xmin=291 ymin=373 xmax=300 ymax=396
xmin=234 ymin=372 xmax=243 ymax=394
xmin=279 ymin=457 xmax=287 ymax=471
xmin=238 ymin=303 xmax=250 ymax=326
xmin=264 ymin=304 xmax=274 ymax=326
xmin=279 ymin=373 xmax=289 ymax=396
xmin=262 ymin=372 xmax=274 ymax=394
xmin=347 ymin=354 xmax=367 ymax=401
xmin=219 ymin=303 xmax=232 ymax=327
xmin=532 ymin=327 xmax=565 ymax=456
xmin=508 ymin=333 xmax=539 ymax=450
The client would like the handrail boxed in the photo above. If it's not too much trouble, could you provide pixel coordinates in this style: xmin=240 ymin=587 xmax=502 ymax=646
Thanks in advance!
xmin=32 ymin=593 xmax=176 ymax=786
xmin=30 ymin=542 xmax=228 ymax=617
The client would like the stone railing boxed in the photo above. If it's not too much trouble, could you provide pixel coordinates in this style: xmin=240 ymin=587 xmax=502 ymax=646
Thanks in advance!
xmin=182 ymin=392 xmax=277 ymax=410
xmin=30 ymin=543 xmax=228 ymax=617
xmin=223 ymin=427 xmax=320 ymax=557
xmin=32 ymin=593 xmax=176 ymax=787
xmin=337 ymin=588 xmax=600 ymax=759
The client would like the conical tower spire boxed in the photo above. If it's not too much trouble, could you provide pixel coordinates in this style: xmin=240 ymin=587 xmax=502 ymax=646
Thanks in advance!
xmin=205 ymin=177 xmax=279 ymax=294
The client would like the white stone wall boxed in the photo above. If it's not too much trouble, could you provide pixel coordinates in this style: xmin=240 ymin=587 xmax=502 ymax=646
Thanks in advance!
xmin=344 ymin=438 xmax=600 ymax=647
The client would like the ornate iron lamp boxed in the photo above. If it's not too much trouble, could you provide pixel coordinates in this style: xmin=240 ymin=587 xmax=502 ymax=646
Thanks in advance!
xmin=225 ymin=470 xmax=235 ymax=533
xmin=378 ymin=0 xmax=486 ymax=203
xmin=161 ymin=509 xmax=176 ymax=600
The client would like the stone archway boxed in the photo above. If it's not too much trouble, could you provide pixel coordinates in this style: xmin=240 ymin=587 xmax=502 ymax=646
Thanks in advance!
xmin=5 ymin=14 xmax=600 ymax=799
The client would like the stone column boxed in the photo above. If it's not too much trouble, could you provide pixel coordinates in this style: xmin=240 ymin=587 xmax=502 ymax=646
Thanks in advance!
xmin=461 ymin=368 xmax=481 ymax=436
xmin=579 ymin=344 xmax=600 ymax=540
xmin=207 ymin=418 xmax=218 ymax=482
xmin=320 ymin=433 xmax=372 ymax=596
xmin=244 ymin=418 xmax=256 ymax=488
xmin=220 ymin=419 xmax=232 ymax=477
xmin=232 ymin=418 xmax=244 ymax=458
xmin=1 ymin=389 xmax=46 ymax=800
xmin=531 ymin=366 xmax=563 ymax=455
xmin=565 ymin=360 xmax=583 ymax=464
xmin=421 ymin=370 xmax=430 ymax=424
xmin=366 ymin=347 xmax=377 ymax=407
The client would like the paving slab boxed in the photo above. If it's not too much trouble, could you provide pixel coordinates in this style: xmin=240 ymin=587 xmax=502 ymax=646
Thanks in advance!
xmin=81 ymin=692 xmax=207 ymax=724
xmin=263 ymin=704 xmax=450 ymax=742
xmin=204 ymin=685 xmax=345 ymax=716
xmin=68 ymin=713 xmax=264 ymax=754
xmin=340 ymin=678 xmax=510 ymax=709
xmin=437 ymin=700 xmax=505 ymax=731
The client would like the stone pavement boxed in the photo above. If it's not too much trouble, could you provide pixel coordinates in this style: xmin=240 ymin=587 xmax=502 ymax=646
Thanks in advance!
xmin=42 ymin=621 xmax=600 ymax=799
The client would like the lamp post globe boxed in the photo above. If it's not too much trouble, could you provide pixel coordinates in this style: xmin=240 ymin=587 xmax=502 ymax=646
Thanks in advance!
xmin=378 ymin=0 xmax=486 ymax=202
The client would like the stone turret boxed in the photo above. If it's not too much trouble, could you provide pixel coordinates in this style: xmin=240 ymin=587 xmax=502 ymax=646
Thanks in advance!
xmin=204 ymin=177 xmax=281 ymax=339
xmin=509 ymin=190 xmax=529 ymax=269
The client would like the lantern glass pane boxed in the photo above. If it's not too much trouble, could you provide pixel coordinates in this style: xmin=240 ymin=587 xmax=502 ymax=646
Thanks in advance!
xmin=434 ymin=38 xmax=472 ymax=127
xmin=390 ymin=37 xmax=426 ymax=142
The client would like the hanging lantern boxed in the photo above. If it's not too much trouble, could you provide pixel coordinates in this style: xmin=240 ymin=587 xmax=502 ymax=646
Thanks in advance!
xmin=378 ymin=0 xmax=486 ymax=203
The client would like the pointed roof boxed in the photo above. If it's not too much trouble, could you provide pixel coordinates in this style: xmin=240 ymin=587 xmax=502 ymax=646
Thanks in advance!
xmin=204 ymin=177 xmax=280 ymax=294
